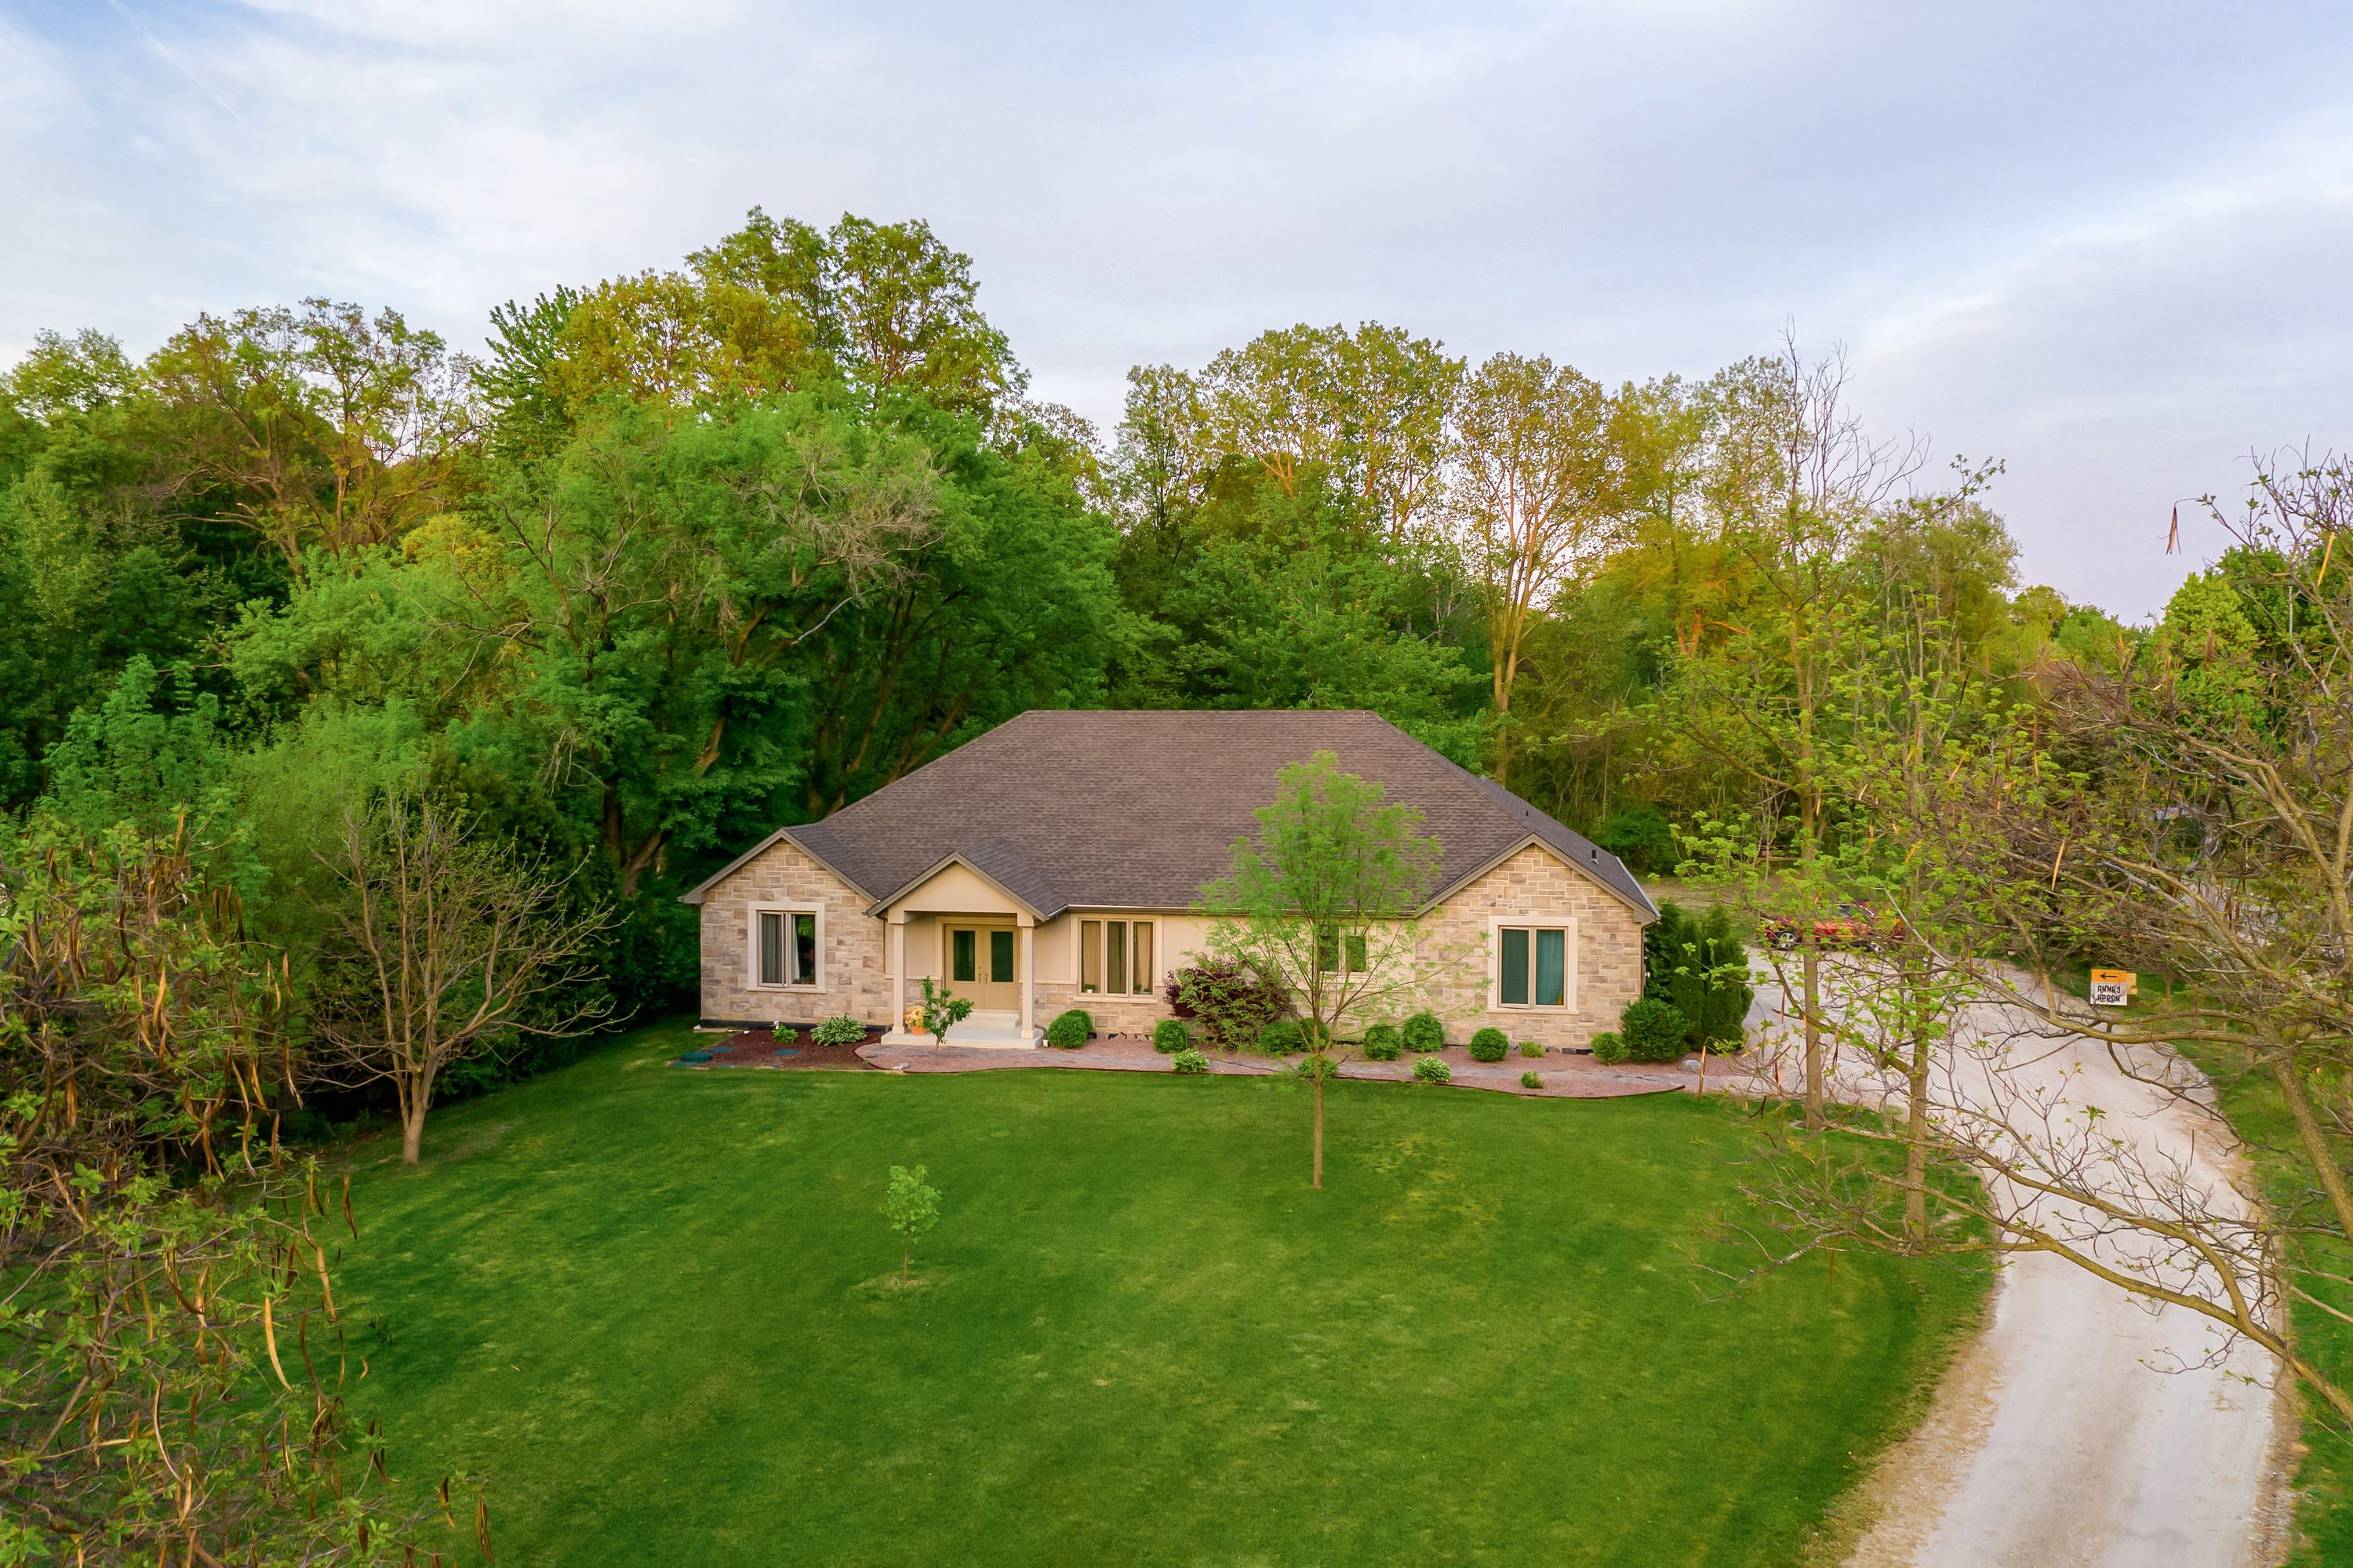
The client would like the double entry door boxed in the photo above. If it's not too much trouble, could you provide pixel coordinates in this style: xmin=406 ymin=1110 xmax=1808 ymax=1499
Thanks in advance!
xmin=944 ymin=923 xmax=1020 ymax=1012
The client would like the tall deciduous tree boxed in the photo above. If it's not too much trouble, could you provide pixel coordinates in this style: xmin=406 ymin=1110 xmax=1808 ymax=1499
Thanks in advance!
xmin=1449 ymin=351 xmax=1624 ymax=786
xmin=307 ymin=788 xmax=609 ymax=1162
xmin=1198 ymin=752 xmax=1464 ymax=1189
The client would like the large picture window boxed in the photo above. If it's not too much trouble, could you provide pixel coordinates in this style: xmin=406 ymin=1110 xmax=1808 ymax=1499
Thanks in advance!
xmin=755 ymin=907 xmax=820 ymax=988
xmin=1494 ymin=922 xmax=1569 ymax=1009
xmin=1078 ymin=919 xmax=1155 ymax=995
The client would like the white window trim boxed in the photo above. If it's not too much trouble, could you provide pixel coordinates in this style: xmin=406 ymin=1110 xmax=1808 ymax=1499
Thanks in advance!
xmin=747 ymin=901 xmax=825 ymax=990
xmin=1487 ymin=915 xmax=1577 ymax=1012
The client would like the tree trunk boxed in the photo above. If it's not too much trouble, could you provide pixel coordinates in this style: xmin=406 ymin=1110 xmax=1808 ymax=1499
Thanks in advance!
xmin=1904 ymin=966 xmax=1933 ymax=1248
xmin=401 ymin=1098 xmax=426 ymax=1164
xmin=2275 ymin=1050 xmax=2353 ymax=1250
xmin=1312 ymin=1071 xmax=1326 ymax=1190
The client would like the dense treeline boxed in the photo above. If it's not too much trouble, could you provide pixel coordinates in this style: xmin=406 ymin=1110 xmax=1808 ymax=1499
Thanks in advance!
xmin=0 ymin=206 xmax=2178 ymax=1055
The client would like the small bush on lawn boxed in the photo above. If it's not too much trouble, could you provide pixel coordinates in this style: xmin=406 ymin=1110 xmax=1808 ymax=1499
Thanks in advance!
xmin=1620 ymin=999 xmax=1689 ymax=1062
xmin=1258 ymin=1019 xmax=1304 ymax=1056
xmin=1518 ymin=1039 xmax=1542 ymax=1058
xmin=1362 ymin=1024 xmax=1404 ymax=1060
xmin=1413 ymin=1056 xmax=1452 ymax=1084
xmin=1047 ymin=1010 xmax=1092 ymax=1050
xmin=1591 ymin=1030 xmax=1627 ymax=1064
xmin=1520 ymin=1070 xmax=1543 ymax=1090
xmin=813 ymin=1015 xmax=865 ymax=1046
xmin=773 ymin=1027 xmax=800 ymax=1046
xmin=1170 ymin=1049 xmax=1209 ymax=1074
xmin=1469 ymin=1028 xmax=1509 ymax=1062
xmin=1402 ymin=1012 xmax=1446 ymax=1053
xmin=1152 ymin=1018 xmax=1191 ymax=1053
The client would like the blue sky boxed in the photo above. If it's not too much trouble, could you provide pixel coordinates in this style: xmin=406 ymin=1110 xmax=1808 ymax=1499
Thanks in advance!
xmin=6 ymin=0 xmax=2351 ymax=617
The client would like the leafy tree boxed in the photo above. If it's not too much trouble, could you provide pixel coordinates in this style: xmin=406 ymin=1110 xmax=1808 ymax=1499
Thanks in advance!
xmin=883 ymin=1164 xmax=942 ymax=1286
xmin=1198 ymin=751 xmax=1468 ymax=1188
xmin=0 ymin=817 xmax=435 ymax=1560
xmin=1449 ymin=351 xmax=1626 ymax=784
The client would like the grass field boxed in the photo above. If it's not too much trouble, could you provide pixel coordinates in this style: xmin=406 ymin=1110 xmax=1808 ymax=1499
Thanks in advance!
xmin=2165 ymin=1031 xmax=2353 ymax=1566
xmin=334 ymin=1020 xmax=1986 ymax=1566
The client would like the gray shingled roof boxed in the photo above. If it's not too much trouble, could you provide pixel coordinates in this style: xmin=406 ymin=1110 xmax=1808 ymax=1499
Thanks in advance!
xmin=683 ymin=710 xmax=1657 ymax=920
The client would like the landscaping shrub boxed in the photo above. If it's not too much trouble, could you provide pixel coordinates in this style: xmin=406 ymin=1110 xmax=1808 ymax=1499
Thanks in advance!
xmin=1152 ymin=1018 xmax=1191 ymax=1054
xmin=1642 ymin=900 xmax=1754 ymax=1054
xmin=773 ymin=1027 xmax=800 ymax=1046
xmin=1518 ymin=1039 xmax=1542 ymax=1058
xmin=1413 ymin=1056 xmax=1451 ymax=1084
xmin=1520 ymin=1070 xmax=1543 ymax=1090
xmin=1469 ymin=1027 xmax=1509 ymax=1062
xmin=1591 ymin=1030 xmax=1627 ymax=1064
xmin=1168 ymin=960 xmax=1288 ymax=1051
xmin=1258 ymin=1018 xmax=1304 ymax=1056
xmin=1620 ymin=998 xmax=1689 ymax=1063
xmin=1362 ymin=1024 xmax=1404 ymax=1061
xmin=1170 ymin=1049 xmax=1209 ymax=1075
xmin=1402 ymin=1012 xmax=1445 ymax=1053
xmin=813 ymin=1015 xmax=865 ymax=1046
xmin=1047 ymin=1009 xmax=1092 ymax=1050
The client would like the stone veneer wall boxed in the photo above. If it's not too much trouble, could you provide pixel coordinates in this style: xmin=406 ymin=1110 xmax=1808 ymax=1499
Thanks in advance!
xmin=1421 ymin=843 xmax=1647 ymax=1049
xmin=696 ymin=838 xmax=892 ymax=1027
xmin=696 ymin=839 xmax=1648 ymax=1046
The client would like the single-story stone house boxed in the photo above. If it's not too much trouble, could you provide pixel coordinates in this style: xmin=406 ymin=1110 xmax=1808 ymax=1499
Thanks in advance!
xmin=680 ymin=709 xmax=1658 ymax=1047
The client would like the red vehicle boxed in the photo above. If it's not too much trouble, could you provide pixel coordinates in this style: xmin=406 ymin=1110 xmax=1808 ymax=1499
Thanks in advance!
xmin=1759 ymin=902 xmax=1906 ymax=953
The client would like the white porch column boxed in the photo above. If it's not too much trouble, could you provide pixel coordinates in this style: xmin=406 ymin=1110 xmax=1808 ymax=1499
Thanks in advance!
xmin=890 ymin=910 xmax=907 ymax=1033
xmin=1018 ymin=914 xmax=1036 ymax=1041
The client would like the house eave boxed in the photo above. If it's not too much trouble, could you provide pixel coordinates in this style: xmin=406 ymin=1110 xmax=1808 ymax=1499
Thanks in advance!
xmin=1417 ymin=833 xmax=1660 ymax=922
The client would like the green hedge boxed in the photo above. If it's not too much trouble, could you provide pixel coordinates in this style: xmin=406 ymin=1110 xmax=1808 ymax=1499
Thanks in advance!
xmin=1047 ymin=1010 xmax=1092 ymax=1050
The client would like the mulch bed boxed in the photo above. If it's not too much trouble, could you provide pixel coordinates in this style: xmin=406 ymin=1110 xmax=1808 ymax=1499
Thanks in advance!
xmin=686 ymin=1027 xmax=879 ymax=1071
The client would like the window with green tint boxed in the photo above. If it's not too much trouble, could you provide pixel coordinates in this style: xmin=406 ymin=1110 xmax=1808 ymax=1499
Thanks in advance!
xmin=952 ymin=929 xmax=976 ymax=983
xmin=1500 ymin=927 xmax=1529 ymax=1006
xmin=990 ymin=929 xmax=1014 ymax=983
xmin=793 ymin=912 xmax=818 ymax=984
xmin=1535 ymin=928 xmax=1566 ymax=1006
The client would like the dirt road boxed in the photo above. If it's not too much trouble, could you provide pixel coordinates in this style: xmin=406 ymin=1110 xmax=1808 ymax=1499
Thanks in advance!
xmin=1739 ymin=982 xmax=2290 ymax=1566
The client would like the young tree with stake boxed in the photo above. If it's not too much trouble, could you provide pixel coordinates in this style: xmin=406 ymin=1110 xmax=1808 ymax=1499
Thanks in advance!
xmin=884 ymin=1165 xmax=941 ymax=1286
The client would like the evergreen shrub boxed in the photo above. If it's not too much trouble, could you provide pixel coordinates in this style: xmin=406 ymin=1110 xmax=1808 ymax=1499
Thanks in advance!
xmin=1469 ymin=1027 xmax=1509 ymax=1062
xmin=1520 ymin=1070 xmax=1543 ymax=1090
xmin=1518 ymin=1039 xmax=1543 ymax=1058
xmin=1152 ymin=1018 xmax=1191 ymax=1053
xmin=1590 ymin=1031 xmax=1627 ymax=1064
xmin=1402 ymin=1012 xmax=1446 ymax=1053
xmin=1362 ymin=1024 xmax=1404 ymax=1061
xmin=1620 ymin=998 xmax=1689 ymax=1062
xmin=1258 ymin=1019 xmax=1304 ymax=1056
xmin=1047 ymin=1010 xmax=1092 ymax=1049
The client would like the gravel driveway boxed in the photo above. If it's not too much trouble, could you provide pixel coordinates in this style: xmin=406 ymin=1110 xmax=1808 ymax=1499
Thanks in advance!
xmin=1738 ymin=980 xmax=2294 ymax=1566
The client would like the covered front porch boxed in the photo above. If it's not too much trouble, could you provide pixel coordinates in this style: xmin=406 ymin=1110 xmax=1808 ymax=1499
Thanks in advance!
xmin=873 ymin=854 xmax=1046 ymax=1050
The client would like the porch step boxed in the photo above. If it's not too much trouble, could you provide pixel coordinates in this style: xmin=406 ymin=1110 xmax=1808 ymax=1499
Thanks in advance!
xmin=879 ymin=1009 xmax=1042 ymax=1051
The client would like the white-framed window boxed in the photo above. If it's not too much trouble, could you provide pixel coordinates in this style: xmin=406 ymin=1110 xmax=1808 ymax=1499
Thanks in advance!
xmin=1489 ymin=916 xmax=1575 ymax=1010
xmin=1077 ymin=918 xmax=1155 ymax=995
xmin=750 ymin=903 xmax=823 ymax=988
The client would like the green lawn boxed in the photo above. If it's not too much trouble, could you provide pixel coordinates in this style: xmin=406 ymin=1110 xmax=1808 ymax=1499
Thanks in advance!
xmin=336 ymin=1020 xmax=1985 ymax=1566
xmin=2166 ymin=1032 xmax=2353 ymax=1565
